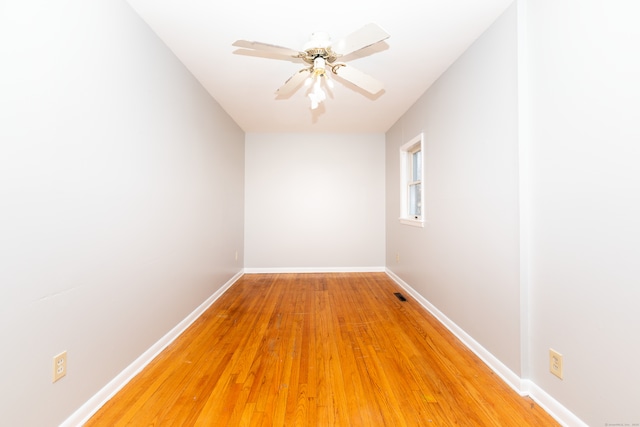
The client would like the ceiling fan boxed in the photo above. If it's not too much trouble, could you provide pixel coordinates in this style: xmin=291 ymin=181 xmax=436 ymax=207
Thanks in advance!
xmin=232 ymin=23 xmax=390 ymax=109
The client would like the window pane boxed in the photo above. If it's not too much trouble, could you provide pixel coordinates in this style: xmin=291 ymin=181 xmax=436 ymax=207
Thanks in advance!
xmin=409 ymin=183 xmax=421 ymax=216
xmin=412 ymin=150 xmax=421 ymax=181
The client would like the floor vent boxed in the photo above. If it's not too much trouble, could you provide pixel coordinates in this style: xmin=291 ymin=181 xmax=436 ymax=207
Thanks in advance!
xmin=394 ymin=292 xmax=407 ymax=302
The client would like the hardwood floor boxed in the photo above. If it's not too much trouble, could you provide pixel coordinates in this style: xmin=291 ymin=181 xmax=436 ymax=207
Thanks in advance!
xmin=86 ymin=273 xmax=558 ymax=426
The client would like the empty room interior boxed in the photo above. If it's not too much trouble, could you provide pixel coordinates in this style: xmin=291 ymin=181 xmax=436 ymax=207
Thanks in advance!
xmin=1 ymin=0 xmax=639 ymax=426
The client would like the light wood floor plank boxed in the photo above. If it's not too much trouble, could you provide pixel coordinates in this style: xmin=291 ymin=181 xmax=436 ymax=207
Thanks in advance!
xmin=85 ymin=273 xmax=558 ymax=426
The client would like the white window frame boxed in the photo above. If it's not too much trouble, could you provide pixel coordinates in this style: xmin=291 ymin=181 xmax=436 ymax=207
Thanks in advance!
xmin=399 ymin=133 xmax=424 ymax=227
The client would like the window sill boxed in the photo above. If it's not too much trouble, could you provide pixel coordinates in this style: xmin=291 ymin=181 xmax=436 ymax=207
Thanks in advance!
xmin=399 ymin=217 xmax=424 ymax=228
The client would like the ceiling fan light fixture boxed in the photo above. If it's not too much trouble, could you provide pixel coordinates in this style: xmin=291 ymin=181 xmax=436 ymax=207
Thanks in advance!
xmin=326 ymin=77 xmax=334 ymax=89
xmin=313 ymin=57 xmax=326 ymax=75
xmin=308 ymin=74 xmax=327 ymax=110
xmin=308 ymin=94 xmax=321 ymax=110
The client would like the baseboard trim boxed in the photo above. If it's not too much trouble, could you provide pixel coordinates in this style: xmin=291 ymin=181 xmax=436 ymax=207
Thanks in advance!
xmin=385 ymin=268 xmax=587 ymax=427
xmin=523 ymin=380 xmax=589 ymax=427
xmin=244 ymin=266 xmax=386 ymax=274
xmin=61 ymin=270 xmax=244 ymax=427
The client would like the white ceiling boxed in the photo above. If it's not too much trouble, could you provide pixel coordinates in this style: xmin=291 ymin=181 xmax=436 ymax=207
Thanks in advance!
xmin=126 ymin=0 xmax=514 ymax=133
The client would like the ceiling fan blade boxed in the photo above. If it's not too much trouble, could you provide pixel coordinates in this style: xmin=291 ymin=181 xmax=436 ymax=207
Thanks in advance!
xmin=232 ymin=40 xmax=302 ymax=58
xmin=276 ymin=68 xmax=311 ymax=96
xmin=331 ymin=23 xmax=390 ymax=57
xmin=333 ymin=64 xmax=384 ymax=94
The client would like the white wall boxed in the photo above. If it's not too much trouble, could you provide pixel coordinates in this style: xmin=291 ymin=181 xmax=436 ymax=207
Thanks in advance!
xmin=526 ymin=1 xmax=640 ymax=425
xmin=386 ymin=4 xmax=521 ymax=375
xmin=387 ymin=1 xmax=640 ymax=425
xmin=0 ymin=1 xmax=244 ymax=425
xmin=245 ymin=133 xmax=385 ymax=271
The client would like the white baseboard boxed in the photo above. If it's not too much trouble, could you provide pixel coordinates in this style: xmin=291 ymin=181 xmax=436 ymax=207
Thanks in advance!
xmin=61 ymin=270 xmax=244 ymax=427
xmin=385 ymin=268 xmax=587 ymax=427
xmin=244 ymin=266 xmax=386 ymax=274
xmin=522 ymin=380 xmax=589 ymax=427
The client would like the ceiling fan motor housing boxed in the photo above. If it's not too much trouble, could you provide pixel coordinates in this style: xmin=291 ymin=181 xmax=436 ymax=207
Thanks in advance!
xmin=304 ymin=32 xmax=331 ymax=48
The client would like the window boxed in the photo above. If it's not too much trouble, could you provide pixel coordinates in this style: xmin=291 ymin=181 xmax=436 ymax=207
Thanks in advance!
xmin=399 ymin=133 xmax=424 ymax=227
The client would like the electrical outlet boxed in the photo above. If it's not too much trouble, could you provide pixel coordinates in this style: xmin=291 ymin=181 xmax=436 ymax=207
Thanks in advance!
xmin=549 ymin=348 xmax=563 ymax=379
xmin=53 ymin=351 xmax=67 ymax=383
xmin=235 ymin=250 xmax=238 ymax=261
xmin=396 ymin=252 xmax=400 ymax=263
